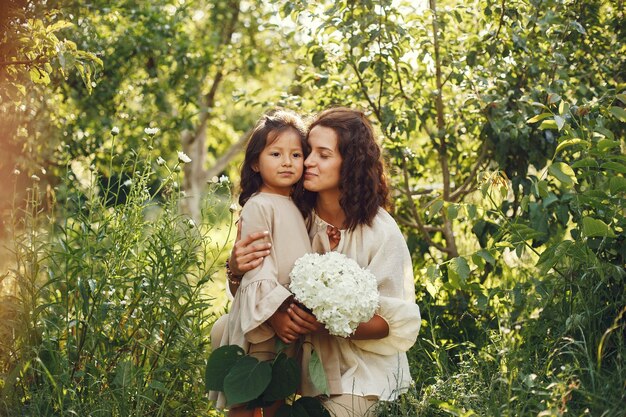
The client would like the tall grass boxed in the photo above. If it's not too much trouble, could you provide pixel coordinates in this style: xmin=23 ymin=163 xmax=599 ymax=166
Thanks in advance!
xmin=0 ymin=132 xmax=232 ymax=416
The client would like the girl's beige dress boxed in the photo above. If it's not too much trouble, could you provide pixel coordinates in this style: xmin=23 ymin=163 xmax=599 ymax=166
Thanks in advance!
xmin=208 ymin=192 xmax=313 ymax=408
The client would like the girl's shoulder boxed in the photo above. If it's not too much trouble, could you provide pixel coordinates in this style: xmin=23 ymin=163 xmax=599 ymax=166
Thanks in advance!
xmin=241 ymin=192 xmax=297 ymax=215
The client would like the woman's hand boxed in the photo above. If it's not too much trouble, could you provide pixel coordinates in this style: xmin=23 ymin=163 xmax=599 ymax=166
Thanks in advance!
xmin=286 ymin=303 xmax=328 ymax=336
xmin=229 ymin=221 xmax=271 ymax=276
xmin=267 ymin=310 xmax=304 ymax=344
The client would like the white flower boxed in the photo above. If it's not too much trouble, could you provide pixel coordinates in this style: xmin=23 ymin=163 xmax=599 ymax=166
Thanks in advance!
xmin=31 ymin=174 xmax=40 ymax=182
xmin=219 ymin=174 xmax=229 ymax=184
xmin=144 ymin=127 xmax=159 ymax=136
xmin=177 ymin=151 xmax=191 ymax=164
xmin=123 ymin=179 xmax=132 ymax=187
xmin=156 ymin=156 xmax=166 ymax=166
xmin=186 ymin=218 xmax=195 ymax=229
xmin=210 ymin=176 xmax=219 ymax=183
xmin=111 ymin=126 xmax=119 ymax=135
xmin=289 ymin=252 xmax=379 ymax=337
xmin=13 ymin=169 xmax=21 ymax=175
xmin=229 ymin=203 xmax=238 ymax=213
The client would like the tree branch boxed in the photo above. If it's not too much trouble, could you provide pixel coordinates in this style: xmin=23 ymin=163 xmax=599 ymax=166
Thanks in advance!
xmin=449 ymin=139 xmax=489 ymax=202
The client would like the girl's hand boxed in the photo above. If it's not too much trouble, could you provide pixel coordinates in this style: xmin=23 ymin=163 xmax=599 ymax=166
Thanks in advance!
xmin=287 ymin=303 xmax=328 ymax=336
xmin=229 ymin=220 xmax=271 ymax=276
xmin=268 ymin=310 xmax=303 ymax=344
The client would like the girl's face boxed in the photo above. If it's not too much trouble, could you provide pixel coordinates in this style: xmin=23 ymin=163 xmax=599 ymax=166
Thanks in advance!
xmin=304 ymin=125 xmax=342 ymax=194
xmin=253 ymin=129 xmax=304 ymax=196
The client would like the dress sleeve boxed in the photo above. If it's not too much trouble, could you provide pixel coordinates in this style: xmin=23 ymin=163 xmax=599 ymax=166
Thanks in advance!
xmin=352 ymin=218 xmax=421 ymax=355
xmin=237 ymin=199 xmax=293 ymax=344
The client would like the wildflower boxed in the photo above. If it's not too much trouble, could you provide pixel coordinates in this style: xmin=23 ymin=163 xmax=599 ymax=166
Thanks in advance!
xmin=177 ymin=151 xmax=192 ymax=164
xmin=13 ymin=169 xmax=21 ymax=175
xmin=144 ymin=127 xmax=159 ymax=136
xmin=219 ymin=174 xmax=229 ymax=184
xmin=229 ymin=203 xmax=238 ymax=213
xmin=123 ymin=179 xmax=132 ymax=187
xmin=111 ymin=126 xmax=119 ymax=135
xmin=156 ymin=156 xmax=166 ymax=166
xmin=187 ymin=218 xmax=196 ymax=229
xmin=31 ymin=174 xmax=40 ymax=181
xmin=180 ymin=190 xmax=187 ymax=198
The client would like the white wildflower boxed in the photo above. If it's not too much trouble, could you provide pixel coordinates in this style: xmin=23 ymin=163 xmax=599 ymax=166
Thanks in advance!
xmin=13 ymin=169 xmax=21 ymax=175
xmin=156 ymin=156 xmax=166 ymax=166
xmin=31 ymin=174 xmax=40 ymax=182
xmin=123 ymin=179 xmax=132 ymax=187
xmin=180 ymin=190 xmax=187 ymax=198
xmin=289 ymin=252 xmax=379 ymax=337
xmin=144 ymin=127 xmax=159 ymax=136
xmin=229 ymin=203 xmax=238 ymax=213
xmin=219 ymin=174 xmax=229 ymax=184
xmin=186 ymin=218 xmax=195 ymax=229
xmin=210 ymin=176 xmax=219 ymax=183
xmin=111 ymin=126 xmax=119 ymax=135
xmin=177 ymin=151 xmax=191 ymax=164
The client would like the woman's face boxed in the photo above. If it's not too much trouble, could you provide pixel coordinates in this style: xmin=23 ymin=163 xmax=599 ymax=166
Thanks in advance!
xmin=304 ymin=125 xmax=342 ymax=193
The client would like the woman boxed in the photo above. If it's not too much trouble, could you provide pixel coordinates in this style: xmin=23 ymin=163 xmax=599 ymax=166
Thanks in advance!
xmin=227 ymin=107 xmax=421 ymax=417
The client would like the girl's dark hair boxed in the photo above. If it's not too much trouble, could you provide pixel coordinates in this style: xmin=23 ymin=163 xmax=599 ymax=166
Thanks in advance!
xmin=308 ymin=107 xmax=389 ymax=230
xmin=238 ymin=109 xmax=310 ymax=217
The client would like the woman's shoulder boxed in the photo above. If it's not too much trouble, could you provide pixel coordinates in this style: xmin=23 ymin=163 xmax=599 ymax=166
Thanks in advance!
xmin=371 ymin=207 xmax=401 ymax=232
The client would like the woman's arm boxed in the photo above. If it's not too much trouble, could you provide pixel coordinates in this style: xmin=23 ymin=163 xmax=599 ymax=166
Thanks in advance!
xmin=286 ymin=304 xmax=389 ymax=340
xmin=229 ymin=220 xmax=272 ymax=276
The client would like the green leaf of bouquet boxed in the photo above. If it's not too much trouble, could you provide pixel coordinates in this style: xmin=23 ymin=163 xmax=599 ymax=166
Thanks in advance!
xmin=224 ymin=356 xmax=272 ymax=406
xmin=548 ymin=162 xmax=577 ymax=186
xmin=582 ymin=217 xmax=616 ymax=238
xmin=296 ymin=396 xmax=332 ymax=417
xmin=262 ymin=353 xmax=300 ymax=402
xmin=616 ymin=94 xmax=626 ymax=105
xmin=309 ymin=350 xmax=328 ymax=396
xmin=205 ymin=345 xmax=245 ymax=392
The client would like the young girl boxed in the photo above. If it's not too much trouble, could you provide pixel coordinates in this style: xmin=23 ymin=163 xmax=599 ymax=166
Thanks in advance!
xmin=209 ymin=109 xmax=314 ymax=417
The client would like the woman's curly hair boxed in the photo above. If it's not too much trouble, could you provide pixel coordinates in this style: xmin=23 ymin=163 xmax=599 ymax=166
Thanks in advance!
xmin=238 ymin=109 xmax=311 ymax=217
xmin=308 ymin=107 xmax=390 ymax=230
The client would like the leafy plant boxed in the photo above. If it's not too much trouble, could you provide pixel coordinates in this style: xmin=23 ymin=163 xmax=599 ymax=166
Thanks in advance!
xmin=205 ymin=343 xmax=330 ymax=417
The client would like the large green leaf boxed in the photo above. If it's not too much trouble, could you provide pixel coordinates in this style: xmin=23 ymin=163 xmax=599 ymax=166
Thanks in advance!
xmin=308 ymin=349 xmax=328 ymax=396
xmin=262 ymin=353 xmax=300 ymax=402
xmin=205 ymin=345 xmax=245 ymax=392
xmin=548 ymin=162 xmax=577 ymax=186
xmin=582 ymin=217 xmax=616 ymax=238
xmin=224 ymin=356 xmax=272 ymax=406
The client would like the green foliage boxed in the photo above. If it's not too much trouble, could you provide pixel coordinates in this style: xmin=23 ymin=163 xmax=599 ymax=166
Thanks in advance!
xmin=0 ymin=132 xmax=233 ymax=416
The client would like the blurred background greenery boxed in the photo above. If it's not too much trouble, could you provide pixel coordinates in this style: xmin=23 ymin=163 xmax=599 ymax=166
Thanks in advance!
xmin=0 ymin=0 xmax=624 ymax=415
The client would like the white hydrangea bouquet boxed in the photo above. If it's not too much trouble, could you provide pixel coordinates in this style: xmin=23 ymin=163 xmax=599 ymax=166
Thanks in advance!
xmin=289 ymin=251 xmax=379 ymax=337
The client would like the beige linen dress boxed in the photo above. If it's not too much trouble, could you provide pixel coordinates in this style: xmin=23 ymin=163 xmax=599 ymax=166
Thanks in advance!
xmin=308 ymin=208 xmax=421 ymax=403
xmin=209 ymin=192 xmax=312 ymax=408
